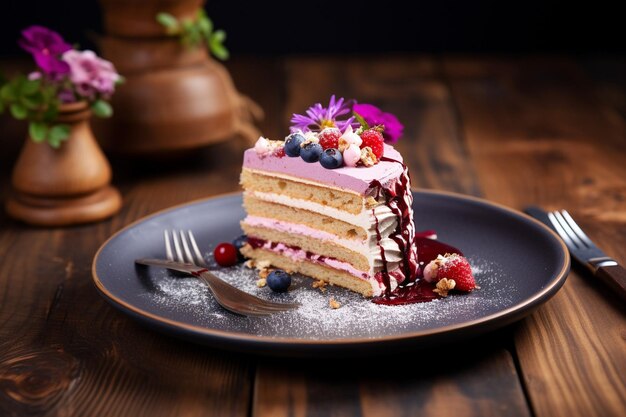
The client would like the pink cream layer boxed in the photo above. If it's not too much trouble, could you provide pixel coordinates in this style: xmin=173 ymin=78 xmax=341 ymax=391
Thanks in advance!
xmin=243 ymin=144 xmax=404 ymax=195
xmin=254 ymin=240 xmax=370 ymax=280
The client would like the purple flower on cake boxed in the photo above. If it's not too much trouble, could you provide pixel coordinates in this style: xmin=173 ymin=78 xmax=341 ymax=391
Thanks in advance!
xmin=290 ymin=95 xmax=357 ymax=133
xmin=353 ymin=103 xmax=404 ymax=143
xmin=62 ymin=50 xmax=120 ymax=99
xmin=18 ymin=26 xmax=72 ymax=76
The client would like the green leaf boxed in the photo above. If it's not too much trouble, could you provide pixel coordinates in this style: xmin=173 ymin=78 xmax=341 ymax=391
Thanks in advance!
xmin=1 ymin=83 xmax=16 ymax=101
xmin=156 ymin=12 xmax=179 ymax=32
xmin=211 ymin=29 xmax=226 ymax=43
xmin=10 ymin=103 xmax=27 ymax=119
xmin=197 ymin=14 xmax=213 ymax=35
xmin=21 ymin=91 xmax=43 ymax=110
xmin=91 ymin=99 xmax=113 ymax=118
xmin=353 ymin=112 xmax=370 ymax=130
xmin=209 ymin=32 xmax=229 ymax=60
xmin=185 ymin=25 xmax=202 ymax=46
xmin=43 ymin=104 xmax=59 ymax=122
xmin=210 ymin=43 xmax=229 ymax=60
xmin=21 ymin=78 xmax=41 ymax=96
xmin=48 ymin=124 xmax=70 ymax=146
xmin=40 ymin=84 xmax=57 ymax=101
xmin=29 ymin=122 xmax=48 ymax=142
xmin=181 ymin=19 xmax=194 ymax=32
xmin=48 ymin=136 xmax=62 ymax=149
xmin=209 ymin=30 xmax=229 ymax=60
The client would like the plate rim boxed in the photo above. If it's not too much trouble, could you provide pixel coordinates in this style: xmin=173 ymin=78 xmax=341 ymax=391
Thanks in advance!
xmin=92 ymin=189 xmax=570 ymax=347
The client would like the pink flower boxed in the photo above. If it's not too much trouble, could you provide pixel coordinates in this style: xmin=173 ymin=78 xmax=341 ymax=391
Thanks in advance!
xmin=353 ymin=103 xmax=404 ymax=143
xmin=62 ymin=50 xmax=120 ymax=99
xmin=19 ymin=25 xmax=72 ymax=76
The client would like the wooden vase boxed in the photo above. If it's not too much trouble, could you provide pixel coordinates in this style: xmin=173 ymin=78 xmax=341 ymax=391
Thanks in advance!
xmin=6 ymin=102 xmax=122 ymax=226
xmin=96 ymin=0 xmax=262 ymax=154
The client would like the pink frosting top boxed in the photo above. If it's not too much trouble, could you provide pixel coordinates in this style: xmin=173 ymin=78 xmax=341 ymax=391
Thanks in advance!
xmin=242 ymin=144 xmax=404 ymax=195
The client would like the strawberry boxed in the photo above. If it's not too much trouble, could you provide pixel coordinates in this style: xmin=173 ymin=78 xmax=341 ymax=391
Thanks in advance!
xmin=424 ymin=253 xmax=476 ymax=292
xmin=318 ymin=128 xmax=341 ymax=150
xmin=360 ymin=129 xmax=384 ymax=159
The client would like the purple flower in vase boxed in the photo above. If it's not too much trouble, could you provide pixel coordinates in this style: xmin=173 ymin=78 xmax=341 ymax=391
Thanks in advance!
xmin=353 ymin=103 xmax=404 ymax=143
xmin=18 ymin=25 xmax=72 ymax=76
xmin=62 ymin=50 xmax=121 ymax=99
xmin=290 ymin=95 xmax=358 ymax=133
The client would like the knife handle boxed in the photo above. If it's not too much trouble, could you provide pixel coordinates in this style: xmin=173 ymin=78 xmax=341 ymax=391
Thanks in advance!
xmin=595 ymin=265 xmax=626 ymax=301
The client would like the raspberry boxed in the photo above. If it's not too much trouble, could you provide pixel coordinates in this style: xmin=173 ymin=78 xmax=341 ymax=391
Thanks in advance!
xmin=424 ymin=253 xmax=476 ymax=292
xmin=273 ymin=146 xmax=286 ymax=158
xmin=318 ymin=128 xmax=341 ymax=150
xmin=360 ymin=129 xmax=384 ymax=159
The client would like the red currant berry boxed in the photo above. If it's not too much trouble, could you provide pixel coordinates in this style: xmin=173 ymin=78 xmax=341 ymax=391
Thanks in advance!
xmin=214 ymin=243 xmax=238 ymax=267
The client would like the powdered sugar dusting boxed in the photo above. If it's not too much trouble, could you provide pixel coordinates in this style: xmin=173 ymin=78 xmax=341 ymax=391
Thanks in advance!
xmin=144 ymin=256 xmax=513 ymax=340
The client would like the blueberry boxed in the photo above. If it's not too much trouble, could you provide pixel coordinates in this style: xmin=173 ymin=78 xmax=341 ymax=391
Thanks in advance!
xmin=284 ymin=133 xmax=305 ymax=157
xmin=300 ymin=142 xmax=323 ymax=162
xmin=266 ymin=269 xmax=292 ymax=292
xmin=232 ymin=234 xmax=247 ymax=262
xmin=319 ymin=148 xmax=344 ymax=169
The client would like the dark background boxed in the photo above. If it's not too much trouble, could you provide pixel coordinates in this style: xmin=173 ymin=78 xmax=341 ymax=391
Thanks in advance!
xmin=1 ymin=0 xmax=624 ymax=57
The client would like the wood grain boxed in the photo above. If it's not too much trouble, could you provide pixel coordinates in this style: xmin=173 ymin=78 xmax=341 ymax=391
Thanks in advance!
xmin=443 ymin=57 xmax=626 ymax=417
xmin=254 ymin=332 xmax=530 ymax=417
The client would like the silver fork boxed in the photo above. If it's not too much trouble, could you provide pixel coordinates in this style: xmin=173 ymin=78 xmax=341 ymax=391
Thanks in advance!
xmin=547 ymin=210 xmax=626 ymax=300
xmin=146 ymin=230 xmax=299 ymax=316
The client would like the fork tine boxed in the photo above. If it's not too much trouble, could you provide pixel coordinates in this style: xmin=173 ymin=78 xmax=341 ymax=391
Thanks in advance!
xmin=560 ymin=210 xmax=594 ymax=248
xmin=186 ymin=230 xmax=207 ymax=267
xmin=548 ymin=212 xmax=577 ymax=248
xmin=171 ymin=230 xmax=185 ymax=263
xmin=552 ymin=211 xmax=585 ymax=249
xmin=164 ymin=230 xmax=174 ymax=261
xmin=179 ymin=230 xmax=196 ymax=265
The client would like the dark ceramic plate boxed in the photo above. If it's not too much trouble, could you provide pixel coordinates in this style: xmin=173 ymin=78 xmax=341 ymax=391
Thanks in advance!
xmin=92 ymin=190 xmax=569 ymax=356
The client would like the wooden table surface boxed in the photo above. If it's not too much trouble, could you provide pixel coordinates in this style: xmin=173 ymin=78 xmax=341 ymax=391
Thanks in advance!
xmin=1 ymin=55 xmax=625 ymax=417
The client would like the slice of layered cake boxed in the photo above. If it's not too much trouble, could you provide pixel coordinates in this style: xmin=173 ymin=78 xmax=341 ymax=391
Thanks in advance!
xmin=240 ymin=96 xmax=418 ymax=297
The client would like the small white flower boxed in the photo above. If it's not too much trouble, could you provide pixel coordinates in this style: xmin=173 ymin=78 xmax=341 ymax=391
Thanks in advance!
xmin=254 ymin=136 xmax=271 ymax=156
xmin=340 ymin=125 xmax=362 ymax=148
xmin=343 ymin=144 xmax=361 ymax=167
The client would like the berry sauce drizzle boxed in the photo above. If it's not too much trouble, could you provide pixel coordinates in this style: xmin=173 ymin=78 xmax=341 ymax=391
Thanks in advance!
xmin=369 ymin=156 xmax=419 ymax=297
xmin=370 ymin=156 xmax=463 ymax=305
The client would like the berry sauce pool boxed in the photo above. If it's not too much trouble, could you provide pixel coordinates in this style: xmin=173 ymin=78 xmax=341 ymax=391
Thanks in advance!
xmin=372 ymin=237 xmax=463 ymax=305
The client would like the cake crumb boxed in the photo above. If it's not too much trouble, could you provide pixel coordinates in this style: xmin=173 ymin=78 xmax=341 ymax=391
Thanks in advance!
xmin=244 ymin=259 xmax=255 ymax=269
xmin=256 ymin=260 xmax=271 ymax=270
xmin=256 ymin=278 xmax=267 ymax=288
xmin=365 ymin=196 xmax=378 ymax=209
xmin=259 ymin=268 xmax=271 ymax=279
xmin=433 ymin=278 xmax=456 ymax=297
xmin=312 ymin=280 xmax=328 ymax=293
xmin=300 ymin=137 xmax=319 ymax=148
xmin=329 ymin=298 xmax=341 ymax=309
xmin=360 ymin=146 xmax=378 ymax=167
